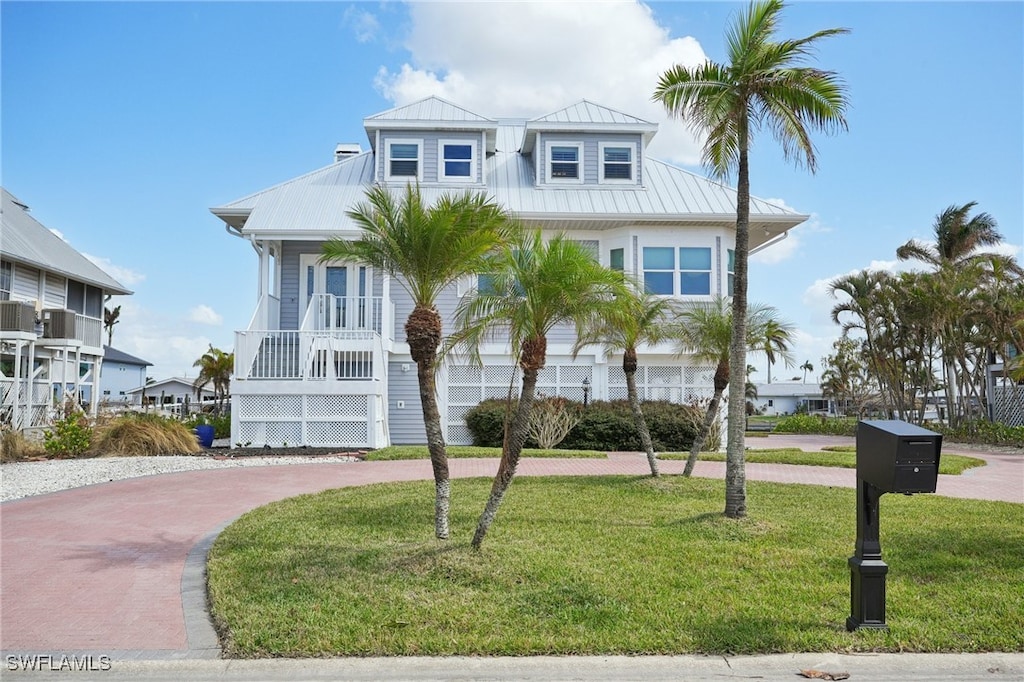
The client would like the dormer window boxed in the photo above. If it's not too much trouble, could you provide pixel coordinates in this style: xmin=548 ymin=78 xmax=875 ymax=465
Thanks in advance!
xmin=548 ymin=142 xmax=583 ymax=183
xmin=386 ymin=140 xmax=422 ymax=181
xmin=439 ymin=140 xmax=477 ymax=182
xmin=600 ymin=142 xmax=636 ymax=183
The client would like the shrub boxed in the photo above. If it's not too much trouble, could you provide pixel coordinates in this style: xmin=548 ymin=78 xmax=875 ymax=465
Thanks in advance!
xmin=929 ymin=420 xmax=1024 ymax=448
xmin=43 ymin=411 xmax=93 ymax=458
xmin=185 ymin=411 xmax=231 ymax=439
xmin=1 ymin=428 xmax=46 ymax=463
xmin=773 ymin=414 xmax=857 ymax=436
xmin=91 ymin=412 xmax=202 ymax=456
xmin=527 ymin=396 xmax=583 ymax=449
xmin=465 ymin=399 xmax=704 ymax=452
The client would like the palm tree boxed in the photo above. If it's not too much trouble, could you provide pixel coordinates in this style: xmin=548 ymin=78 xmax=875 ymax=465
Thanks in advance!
xmin=654 ymin=0 xmax=848 ymax=518
xmin=322 ymin=184 xmax=515 ymax=540
xmin=104 ymin=305 xmax=121 ymax=347
xmin=762 ymin=319 xmax=788 ymax=384
xmin=448 ymin=231 xmax=629 ymax=549
xmin=193 ymin=345 xmax=234 ymax=413
xmin=800 ymin=360 xmax=814 ymax=383
xmin=896 ymin=202 xmax=1013 ymax=271
xmin=574 ymin=286 xmax=674 ymax=477
xmin=671 ymin=297 xmax=794 ymax=477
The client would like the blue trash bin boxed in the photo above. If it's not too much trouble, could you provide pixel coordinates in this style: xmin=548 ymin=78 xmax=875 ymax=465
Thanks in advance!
xmin=195 ymin=424 xmax=215 ymax=448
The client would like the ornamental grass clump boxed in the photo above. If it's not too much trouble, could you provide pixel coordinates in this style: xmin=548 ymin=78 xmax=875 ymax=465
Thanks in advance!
xmin=90 ymin=413 xmax=202 ymax=456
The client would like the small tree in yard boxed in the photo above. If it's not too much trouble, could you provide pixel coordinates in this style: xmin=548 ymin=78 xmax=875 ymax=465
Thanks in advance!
xmin=447 ymin=230 xmax=629 ymax=549
xmin=526 ymin=396 xmax=583 ymax=449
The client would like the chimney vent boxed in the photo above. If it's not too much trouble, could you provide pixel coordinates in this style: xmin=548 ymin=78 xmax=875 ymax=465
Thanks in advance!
xmin=334 ymin=143 xmax=362 ymax=162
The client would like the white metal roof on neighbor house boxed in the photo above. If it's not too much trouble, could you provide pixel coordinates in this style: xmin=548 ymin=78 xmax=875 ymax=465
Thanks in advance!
xmin=211 ymin=99 xmax=808 ymax=242
xmin=1 ymin=188 xmax=132 ymax=294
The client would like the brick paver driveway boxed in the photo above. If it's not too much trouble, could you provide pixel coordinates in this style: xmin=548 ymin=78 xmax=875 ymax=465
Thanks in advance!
xmin=1 ymin=435 xmax=1019 ymax=657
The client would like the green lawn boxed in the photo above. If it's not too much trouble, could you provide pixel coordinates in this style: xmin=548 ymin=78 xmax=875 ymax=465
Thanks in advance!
xmin=657 ymin=448 xmax=985 ymax=475
xmin=208 ymin=476 xmax=1023 ymax=657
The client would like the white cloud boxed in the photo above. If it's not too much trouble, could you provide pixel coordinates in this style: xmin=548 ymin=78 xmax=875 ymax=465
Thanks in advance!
xmin=751 ymin=199 xmax=835 ymax=266
xmin=374 ymin=1 xmax=708 ymax=165
xmin=344 ymin=6 xmax=380 ymax=43
xmin=83 ymin=253 xmax=146 ymax=287
xmin=188 ymin=305 xmax=223 ymax=326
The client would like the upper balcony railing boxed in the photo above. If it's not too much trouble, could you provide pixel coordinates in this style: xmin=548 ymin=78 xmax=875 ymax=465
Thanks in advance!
xmin=301 ymin=294 xmax=386 ymax=335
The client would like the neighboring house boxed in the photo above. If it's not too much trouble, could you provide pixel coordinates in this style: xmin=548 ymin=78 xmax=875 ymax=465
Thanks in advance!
xmin=1 ymin=188 xmax=132 ymax=430
xmin=753 ymin=383 xmax=833 ymax=417
xmin=125 ymin=377 xmax=215 ymax=411
xmin=210 ymin=97 xmax=807 ymax=448
xmin=986 ymin=344 xmax=1023 ymax=427
xmin=100 ymin=346 xmax=152 ymax=406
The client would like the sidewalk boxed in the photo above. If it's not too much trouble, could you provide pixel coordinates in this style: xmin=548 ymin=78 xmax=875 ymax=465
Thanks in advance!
xmin=1 ymin=434 xmax=1020 ymax=680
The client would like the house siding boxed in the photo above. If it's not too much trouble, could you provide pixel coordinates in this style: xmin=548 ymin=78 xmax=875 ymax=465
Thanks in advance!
xmin=378 ymin=132 xmax=484 ymax=185
xmin=387 ymin=361 xmax=426 ymax=444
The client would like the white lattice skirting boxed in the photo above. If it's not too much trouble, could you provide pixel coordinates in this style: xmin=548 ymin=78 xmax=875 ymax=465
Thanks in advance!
xmin=234 ymin=393 xmax=373 ymax=447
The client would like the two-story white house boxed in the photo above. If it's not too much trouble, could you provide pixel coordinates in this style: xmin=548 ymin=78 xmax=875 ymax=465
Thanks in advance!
xmin=1 ymin=188 xmax=132 ymax=431
xmin=210 ymin=97 xmax=807 ymax=449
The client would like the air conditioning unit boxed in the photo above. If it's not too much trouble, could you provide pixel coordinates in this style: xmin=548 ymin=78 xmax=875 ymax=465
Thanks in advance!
xmin=42 ymin=309 xmax=77 ymax=339
xmin=0 ymin=301 xmax=36 ymax=333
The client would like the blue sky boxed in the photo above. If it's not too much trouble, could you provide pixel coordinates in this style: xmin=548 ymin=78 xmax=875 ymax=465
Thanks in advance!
xmin=3 ymin=1 xmax=1021 ymax=383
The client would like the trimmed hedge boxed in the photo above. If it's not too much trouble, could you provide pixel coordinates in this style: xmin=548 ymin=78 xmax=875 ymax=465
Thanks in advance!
xmin=772 ymin=414 xmax=858 ymax=436
xmin=464 ymin=398 xmax=704 ymax=452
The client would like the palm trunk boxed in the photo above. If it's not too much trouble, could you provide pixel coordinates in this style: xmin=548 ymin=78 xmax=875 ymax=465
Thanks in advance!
xmin=472 ymin=339 xmax=544 ymax=550
xmin=624 ymin=356 xmax=658 ymax=477
xmin=684 ymin=387 xmax=724 ymax=477
xmin=724 ymin=126 xmax=750 ymax=519
xmin=407 ymin=305 xmax=450 ymax=540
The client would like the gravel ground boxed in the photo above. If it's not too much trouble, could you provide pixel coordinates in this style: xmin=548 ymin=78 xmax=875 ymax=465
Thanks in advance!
xmin=0 ymin=445 xmax=363 ymax=502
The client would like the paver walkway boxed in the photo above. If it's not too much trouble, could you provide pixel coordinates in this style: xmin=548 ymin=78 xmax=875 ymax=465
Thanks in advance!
xmin=1 ymin=435 xmax=1020 ymax=658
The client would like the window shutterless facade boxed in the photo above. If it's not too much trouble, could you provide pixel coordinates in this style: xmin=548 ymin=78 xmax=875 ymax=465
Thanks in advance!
xmin=642 ymin=246 xmax=712 ymax=296
xmin=599 ymin=142 xmax=636 ymax=183
xmin=385 ymin=140 xmax=422 ymax=181
xmin=438 ymin=140 xmax=476 ymax=181
xmin=547 ymin=142 xmax=583 ymax=183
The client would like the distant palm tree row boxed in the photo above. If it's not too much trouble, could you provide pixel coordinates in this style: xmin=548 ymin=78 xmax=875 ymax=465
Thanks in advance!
xmin=828 ymin=202 xmax=1022 ymax=426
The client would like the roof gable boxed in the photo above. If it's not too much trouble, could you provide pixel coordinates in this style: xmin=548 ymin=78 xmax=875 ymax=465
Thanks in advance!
xmin=1 ymin=188 xmax=132 ymax=295
xmin=522 ymin=100 xmax=658 ymax=153
xmin=363 ymin=96 xmax=498 ymax=152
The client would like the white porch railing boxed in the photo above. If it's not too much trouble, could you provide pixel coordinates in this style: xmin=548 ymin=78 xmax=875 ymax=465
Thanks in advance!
xmin=75 ymin=314 xmax=102 ymax=348
xmin=235 ymin=330 xmax=386 ymax=382
xmin=301 ymin=294 xmax=386 ymax=334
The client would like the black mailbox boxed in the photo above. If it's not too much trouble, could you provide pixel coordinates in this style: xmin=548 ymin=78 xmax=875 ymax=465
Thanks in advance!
xmin=856 ymin=420 xmax=942 ymax=494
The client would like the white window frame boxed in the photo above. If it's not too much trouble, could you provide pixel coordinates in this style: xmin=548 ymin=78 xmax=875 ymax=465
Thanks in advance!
xmin=385 ymin=139 xmax=423 ymax=182
xmin=547 ymin=141 xmax=583 ymax=184
xmin=438 ymin=139 xmax=477 ymax=183
xmin=641 ymin=245 xmax=713 ymax=297
xmin=599 ymin=142 xmax=637 ymax=184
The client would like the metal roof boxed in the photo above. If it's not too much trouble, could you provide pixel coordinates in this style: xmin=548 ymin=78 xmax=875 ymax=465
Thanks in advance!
xmin=103 ymin=346 xmax=152 ymax=366
xmin=521 ymin=100 xmax=658 ymax=153
xmin=1 ymin=188 xmax=132 ymax=295
xmin=364 ymin=96 xmax=499 ymax=152
xmin=212 ymin=102 xmax=808 ymax=244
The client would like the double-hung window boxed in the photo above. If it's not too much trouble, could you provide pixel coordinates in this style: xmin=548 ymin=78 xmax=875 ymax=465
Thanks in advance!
xmin=642 ymin=246 xmax=712 ymax=296
xmin=0 ymin=261 xmax=11 ymax=301
xmin=438 ymin=140 xmax=476 ymax=182
xmin=600 ymin=142 xmax=635 ymax=183
xmin=548 ymin=142 xmax=582 ymax=182
xmin=385 ymin=140 xmax=421 ymax=180
xmin=727 ymin=249 xmax=735 ymax=296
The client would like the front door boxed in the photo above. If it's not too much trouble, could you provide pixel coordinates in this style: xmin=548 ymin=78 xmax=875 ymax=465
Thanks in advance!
xmin=300 ymin=255 xmax=369 ymax=330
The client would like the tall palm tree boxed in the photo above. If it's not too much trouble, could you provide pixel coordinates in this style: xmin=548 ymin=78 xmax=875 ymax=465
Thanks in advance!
xmin=762 ymin=318 xmax=788 ymax=384
xmin=896 ymin=202 xmax=1013 ymax=270
xmin=800 ymin=360 xmax=814 ymax=383
xmin=654 ymin=0 xmax=848 ymax=518
xmin=193 ymin=345 xmax=234 ymax=413
xmin=671 ymin=297 xmax=794 ymax=477
xmin=322 ymin=184 xmax=515 ymax=540
xmin=104 ymin=305 xmax=121 ymax=347
xmin=448 ymin=231 xmax=629 ymax=549
xmin=574 ymin=286 xmax=674 ymax=477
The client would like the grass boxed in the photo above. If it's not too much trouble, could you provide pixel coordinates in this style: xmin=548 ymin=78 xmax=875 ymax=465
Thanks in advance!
xmin=366 ymin=445 xmax=606 ymax=460
xmin=658 ymin=448 xmax=986 ymax=475
xmin=207 ymin=476 xmax=1023 ymax=657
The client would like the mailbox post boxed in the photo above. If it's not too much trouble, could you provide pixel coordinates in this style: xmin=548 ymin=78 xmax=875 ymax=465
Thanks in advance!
xmin=847 ymin=420 xmax=942 ymax=632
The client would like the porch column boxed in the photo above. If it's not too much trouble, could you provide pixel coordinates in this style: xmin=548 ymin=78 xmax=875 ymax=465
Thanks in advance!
xmin=12 ymin=340 xmax=23 ymax=429
xmin=257 ymin=240 xmax=271 ymax=329
xmin=90 ymin=357 xmax=102 ymax=417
